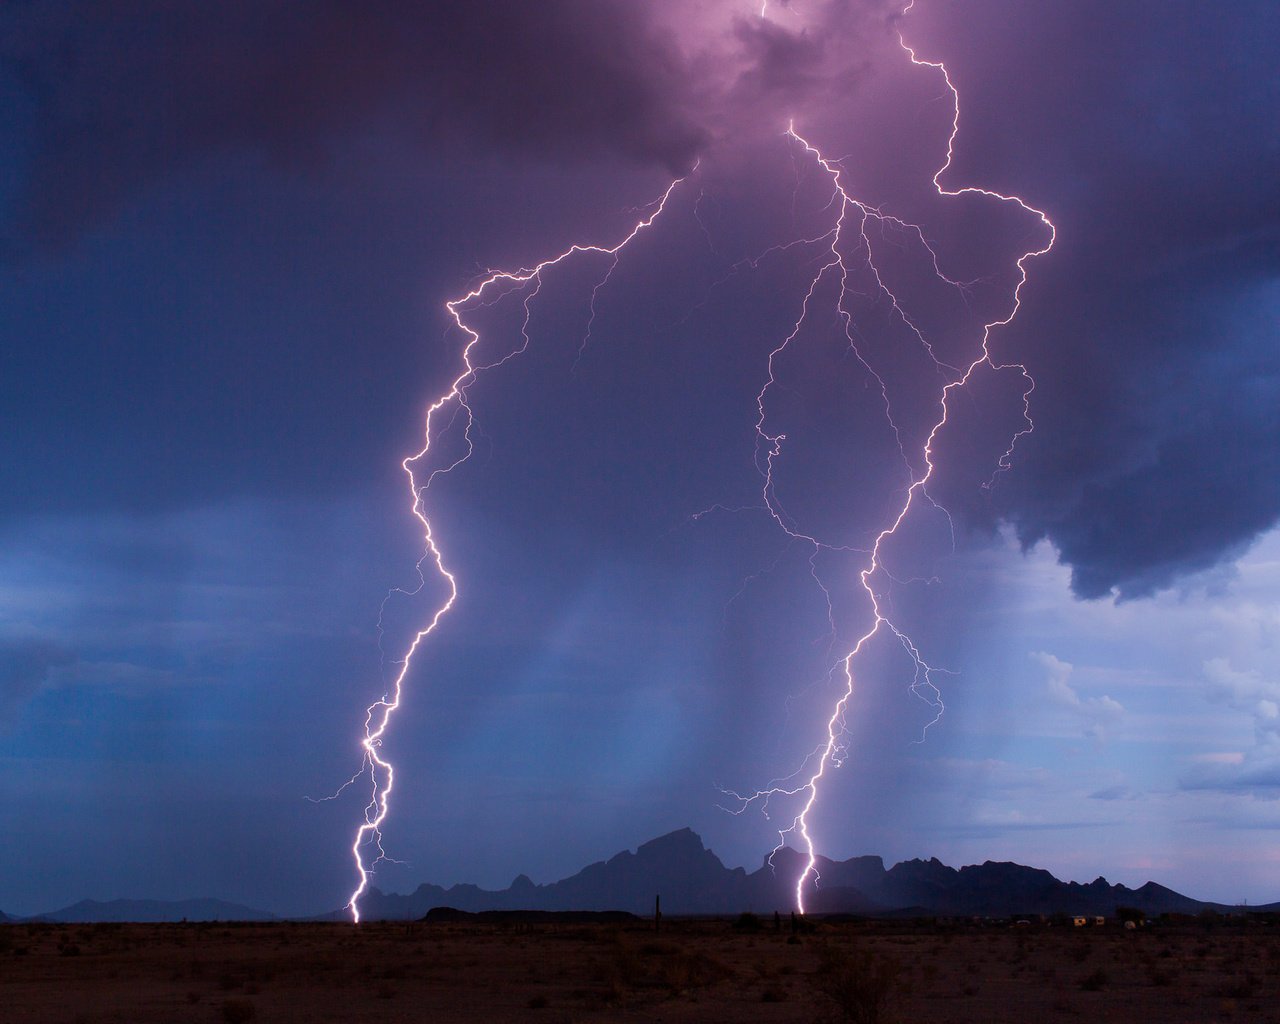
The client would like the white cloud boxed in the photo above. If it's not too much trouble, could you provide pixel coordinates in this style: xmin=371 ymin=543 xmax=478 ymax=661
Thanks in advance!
xmin=1203 ymin=656 xmax=1280 ymax=745
xmin=1179 ymin=656 xmax=1280 ymax=795
xmin=1190 ymin=752 xmax=1245 ymax=765
xmin=1033 ymin=650 xmax=1124 ymax=740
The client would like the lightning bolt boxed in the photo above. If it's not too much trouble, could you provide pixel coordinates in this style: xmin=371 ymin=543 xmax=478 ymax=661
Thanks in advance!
xmin=725 ymin=3 xmax=1055 ymax=912
xmin=343 ymin=176 xmax=688 ymax=922
xmin=340 ymin=0 xmax=1053 ymax=921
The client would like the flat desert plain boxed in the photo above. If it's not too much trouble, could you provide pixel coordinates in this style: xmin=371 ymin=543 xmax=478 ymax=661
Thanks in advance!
xmin=2 ymin=916 xmax=1276 ymax=1022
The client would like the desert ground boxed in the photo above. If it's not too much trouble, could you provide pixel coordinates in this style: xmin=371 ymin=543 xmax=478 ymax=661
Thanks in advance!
xmin=2 ymin=915 xmax=1276 ymax=1023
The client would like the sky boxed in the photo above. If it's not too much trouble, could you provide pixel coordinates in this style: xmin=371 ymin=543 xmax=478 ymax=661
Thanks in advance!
xmin=1 ymin=0 xmax=1277 ymax=918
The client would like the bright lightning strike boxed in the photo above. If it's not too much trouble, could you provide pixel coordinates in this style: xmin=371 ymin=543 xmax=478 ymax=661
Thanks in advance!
xmin=340 ymin=1 xmax=1053 ymax=922
xmin=725 ymin=7 xmax=1055 ymax=913
xmin=343 ymin=176 xmax=688 ymax=922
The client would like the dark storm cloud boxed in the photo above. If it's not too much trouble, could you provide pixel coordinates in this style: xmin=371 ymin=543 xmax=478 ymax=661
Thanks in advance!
xmin=917 ymin=0 xmax=1280 ymax=599
xmin=1180 ymin=760 xmax=1280 ymax=794
xmin=6 ymin=0 xmax=1275 ymax=597
xmin=727 ymin=1 xmax=882 ymax=110
xmin=2 ymin=0 xmax=707 ymax=250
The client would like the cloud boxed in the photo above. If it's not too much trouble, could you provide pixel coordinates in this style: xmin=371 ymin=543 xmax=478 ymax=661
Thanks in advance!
xmin=1180 ymin=757 xmax=1280 ymax=795
xmin=724 ymin=1 xmax=886 ymax=117
xmin=1203 ymin=656 xmax=1280 ymax=745
xmin=2 ymin=0 xmax=710 ymax=250
xmin=1176 ymin=658 xmax=1280 ymax=796
xmin=1190 ymin=752 xmax=1246 ymax=766
xmin=1 ymin=0 xmax=915 ymax=257
xmin=5 ymin=0 xmax=1276 ymax=601
xmin=1035 ymin=651 xmax=1124 ymax=739
xmin=925 ymin=757 xmax=1051 ymax=793
xmin=931 ymin=0 xmax=1280 ymax=599
xmin=1088 ymin=785 xmax=1138 ymax=801
xmin=0 ymin=637 xmax=75 ymax=725
xmin=934 ymin=815 xmax=1114 ymax=838
xmin=1 ymin=0 xmax=912 ymax=254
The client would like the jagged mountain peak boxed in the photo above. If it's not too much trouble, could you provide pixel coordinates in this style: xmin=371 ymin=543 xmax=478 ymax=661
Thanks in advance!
xmin=21 ymin=827 xmax=1261 ymax=922
xmin=637 ymin=827 xmax=704 ymax=855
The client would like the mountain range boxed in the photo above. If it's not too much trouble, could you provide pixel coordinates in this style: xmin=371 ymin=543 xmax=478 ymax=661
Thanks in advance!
xmin=348 ymin=828 xmax=1277 ymax=921
xmin=14 ymin=898 xmax=275 ymax=924
xmin=6 ymin=829 xmax=1275 ymax=922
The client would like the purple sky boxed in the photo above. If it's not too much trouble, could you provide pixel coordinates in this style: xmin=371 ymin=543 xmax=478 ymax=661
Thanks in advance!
xmin=1 ymin=0 xmax=1278 ymax=916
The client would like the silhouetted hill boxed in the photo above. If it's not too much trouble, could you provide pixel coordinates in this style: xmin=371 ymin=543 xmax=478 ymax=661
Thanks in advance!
xmin=352 ymin=828 xmax=755 ymax=920
xmin=16 ymin=830 xmax=1275 ymax=922
xmin=32 ymin=898 xmax=276 ymax=923
xmin=423 ymin=908 xmax=637 ymax=924
xmin=348 ymin=828 xmax=1280 ymax=921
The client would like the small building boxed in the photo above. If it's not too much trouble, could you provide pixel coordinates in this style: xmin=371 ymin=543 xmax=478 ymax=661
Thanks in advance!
xmin=1072 ymin=916 xmax=1088 ymax=927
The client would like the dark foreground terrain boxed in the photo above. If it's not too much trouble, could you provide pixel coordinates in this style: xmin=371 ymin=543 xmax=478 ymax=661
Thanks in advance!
xmin=3 ymin=915 xmax=1277 ymax=1022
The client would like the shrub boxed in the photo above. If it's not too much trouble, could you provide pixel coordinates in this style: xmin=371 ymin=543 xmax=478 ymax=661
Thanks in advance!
xmin=661 ymin=950 xmax=732 ymax=993
xmin=1213 ymin=976 xmax=1257 ymax=999
xmin=1079 ymin=969 xmax=1109 ymax=991
xmin=813 ymin=946 xmax=899 ymax=1024
xmin=221 ymin=999 xmax=255 ymax=1023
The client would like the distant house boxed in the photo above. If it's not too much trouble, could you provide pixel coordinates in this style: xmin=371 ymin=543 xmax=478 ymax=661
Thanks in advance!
xmin=1094 ymin=916 xmax=1105 ymax=927
xmin=1072 ymin=916 xmax=1088 ymax=927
